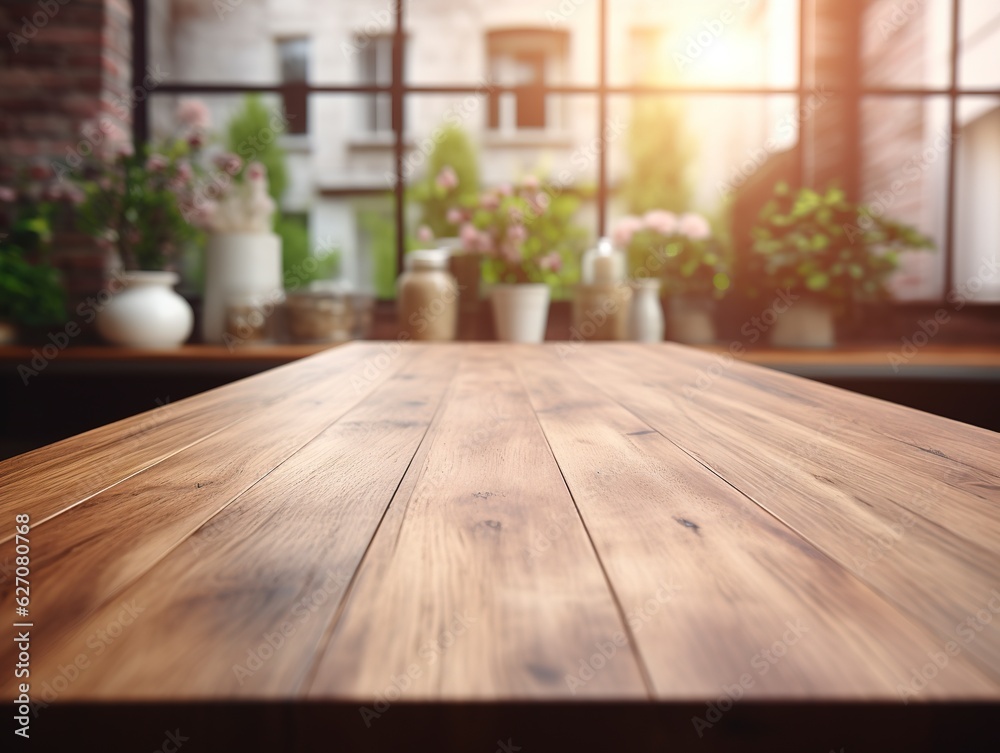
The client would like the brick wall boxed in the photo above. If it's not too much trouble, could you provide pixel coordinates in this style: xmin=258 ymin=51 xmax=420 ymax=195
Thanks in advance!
xmin=0 ymin=0 xmax=133 ymax=330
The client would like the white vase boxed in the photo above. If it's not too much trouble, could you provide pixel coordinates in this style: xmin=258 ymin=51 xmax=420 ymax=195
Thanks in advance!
xmin=96 ymin=271 xmax=193 ymax=348
xmin=771 ymin=297 xmax=835 ymax=348
xmin=490 ymin=283 xmax=550 ymax=343
xmin=668 ymin=296 xmax=716 ymax=344
xmin=202 ymin=232 xmax=283 ymax=344
xmin=627 ymin=279 xmax=664 ymax=342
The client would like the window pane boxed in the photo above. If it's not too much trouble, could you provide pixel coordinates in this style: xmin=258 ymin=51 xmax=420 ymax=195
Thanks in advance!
xmin=859 ymin=97 xmax=950 ymax=300
xmin=149 ymin=0 xmax=396 ymax=85
xmin=609 ymin=0 xmax=800 ymax=87
xmin=406 ymin=0 xmax=598 ymax=85
xmin=861 ymin=0 xmax=952 ymax=89
xmin=954 ymin=96 xmax=1000 ymax=301
xmin=959 ymin=0 xmax=1000 ymax=88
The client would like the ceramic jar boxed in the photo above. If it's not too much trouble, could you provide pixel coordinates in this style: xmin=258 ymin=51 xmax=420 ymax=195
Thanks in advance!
xmin=96 ymin=271 xmax=193 ymax=348
xmin=397 ymin=249 xmax=459 ymax=341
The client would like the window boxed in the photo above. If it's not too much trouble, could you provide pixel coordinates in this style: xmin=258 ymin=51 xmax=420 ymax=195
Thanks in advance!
xmin=277 ymin=37 xmax=309 ymax=135
xmin=486 ymin=29 xmax=568 ymax=132
xmin=358 ymin=34 xmax=394 ymax=135
xmin=140 ymin=0 xmax=1000 ymax=302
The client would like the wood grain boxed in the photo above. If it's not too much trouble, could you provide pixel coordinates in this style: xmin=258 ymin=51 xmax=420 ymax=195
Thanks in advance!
xmin=515 ymin=345 xmax=998 ymax=699
xmin=566 ymin=344 xmax=1000 ymax=685
xmin=20 ymin=346 xmax=457 ymax=700
xmin=306 ymin=347 xmax=649 ymax=700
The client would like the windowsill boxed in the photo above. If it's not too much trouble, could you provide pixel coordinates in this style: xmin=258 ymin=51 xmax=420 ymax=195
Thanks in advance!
xmin=481 ymin=130 xmax=575 ymax=149
xmin=347 ymin=134 xmax=404 ymax=151
xmin=279 ymin=133 xmax=312 ymax=153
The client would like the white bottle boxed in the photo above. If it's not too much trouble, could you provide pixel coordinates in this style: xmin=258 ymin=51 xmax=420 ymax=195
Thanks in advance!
xmin=627 ymin=279 xmax=664 ymax=342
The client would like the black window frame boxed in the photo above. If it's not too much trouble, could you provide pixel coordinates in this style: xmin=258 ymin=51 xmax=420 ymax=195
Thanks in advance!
xmin=132 ymin=0 xmax=1000 ymax=303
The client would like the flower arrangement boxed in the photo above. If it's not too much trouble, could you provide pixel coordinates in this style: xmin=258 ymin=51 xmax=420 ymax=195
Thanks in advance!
xmin=613 ymin=209 xmax=730 ymax=297
xmin=75 ymin=106 xmax=205 ymax=271
xmin=422 ymin=169 xmax=587 ymax=286
xmin=187 ymin=155 xmax=276 ymax=234
xmin=750 ymin=183 xmax=933 ymax=307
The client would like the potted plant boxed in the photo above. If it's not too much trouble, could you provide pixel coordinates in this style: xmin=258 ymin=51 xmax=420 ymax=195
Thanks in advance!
xmin=76 ymin=114 xmax=203 ymax=349
xmin=0 ymin=180 xmax=67 ymax=343
xmin=750 ymin=184 xmax=933 ymax=348
xmin=449 ymin=176 xmax=586 ymax=342
xmin=187 ymin=156 xmax=282 ymax=344
xmin=614 ymin=210 xmax=731 ymax=344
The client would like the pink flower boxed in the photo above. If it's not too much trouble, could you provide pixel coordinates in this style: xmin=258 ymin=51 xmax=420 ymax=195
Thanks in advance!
xmin=176 ymin=161 xmax=193 ymax=182
xmin=214 ymin=153 xmax=242 ymax=176
xmin=678 ymin=212 xmax=711 ymax=240
xmin=188 ymin=132 xmax=205 ymax=149
xmin=480 ymin=192 xmax=500 ymax=210
xmin=507 ymin=224 xmax=527 ymax=244
xmin=460 ymin=222 xmax=480 ymax=252
xmin=523 ymin=175 xmax=540 ymax=191
xmin=66 ymin=186 xmax=85 ymax=205
xmin=501 ymin=242 xmax=521 ymax=264
xmin=612 ymin=215 xmax=644 ymax=248
xmin=146 ymin=154 xmax=169 ymax=172
xmin=246 ymin=162 xmax=267 ymax=181
xmin=0 ymin=186 xmax=16 ymax=202
xmin=644 ymin=210 xmax=678 ymax=236
xmin=177 ymin=99 xmax=211 ymax=130
xmin=435 ymin=166 xmax=459 ymax=191
xmin=497 ymin=182 xmax=513 ymax=197
xmin=446 ymin=208 xmax=465 ymax=225
xmin=538 ymin=252 xmax=562 ymax=273
xmin=417 ymin=225 xmax=434 ymax=243
xmin=527 ymin=192 xmax=550 ymax=216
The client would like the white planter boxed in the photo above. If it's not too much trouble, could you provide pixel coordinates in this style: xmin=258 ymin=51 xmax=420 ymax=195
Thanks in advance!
xmin=490 ymin=283 xmax=550 ymax=343
xmin=668 ymin=296 xmax=716 ymax=344
xmin=96 ymin=271 xmax=193 ymax=348
xmin=771 ymin=298 xmax=835 ymax=349
xmin=627 ymin=279 xmax=664 ymax=342
xmin=202 ymin=232 xmax=282 ymax=344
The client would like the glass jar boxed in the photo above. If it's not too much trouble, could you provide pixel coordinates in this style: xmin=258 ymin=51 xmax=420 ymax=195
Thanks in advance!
xmin=582 ymin=237 xmax=627 ymax=285
xmin=397 ymin=249 xmax=458 ymax=341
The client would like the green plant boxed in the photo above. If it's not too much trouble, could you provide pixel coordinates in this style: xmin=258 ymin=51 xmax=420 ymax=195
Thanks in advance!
xmin=410 ymin=125 xmax=481 ymax=239
xmin=622 ymin=99 xmax=694 ymax=216
xmin=750 ymin=184 xmax=934 ymax=309
xmin=615 ymin=210 xmax=731 ymax=298
xmin=451 ymin=177 xmax=587 ymax=288
xmin=359 ymin=207 xmax=398 ymax=298
xmin=277 ymin=215 xmax=340 ymax=287
xmin=226 ymin=94 xmax=289 ymax=204
xmin=76 ymin=137 xmax=203 ymax=271
xmin=0 ymin=196 xmax=65 ymax=326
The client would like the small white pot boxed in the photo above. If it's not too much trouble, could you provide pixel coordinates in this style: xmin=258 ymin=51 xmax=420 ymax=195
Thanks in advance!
xmin=668 ymin=296 xmax=716 ymax=345
xmin=96 ymin=271 xmax=193 ymax=348
xmin=771 ymin=298 xmax=835 ymax=348
xmin=490 ymin=283 xmax=550 ymax=343
xmin=203 ymin=232 xmax=283 ymax=344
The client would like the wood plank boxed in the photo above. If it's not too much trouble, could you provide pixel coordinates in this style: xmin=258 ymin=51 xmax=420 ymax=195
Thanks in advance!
xmin=566 ymin=344 xmax=1000 ymax=686
xmin=0 ymin=343 xmax=337 ymax=362
xmin=17 ymin=346 xmax=458 ymax=700
xmin=306 ymin=344 xmax=649 ymax=700
xmin=0 ymin=343 xmax=369 ymax=525
xmin=515 ymin=345 xmax=998 ymax=698
xmin=0 ymin=343 xmax=421 ymax=690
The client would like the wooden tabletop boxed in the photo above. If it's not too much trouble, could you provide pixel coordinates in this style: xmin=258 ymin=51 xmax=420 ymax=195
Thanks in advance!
xmin=2 ymin=343 xmax=999 ymax=746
